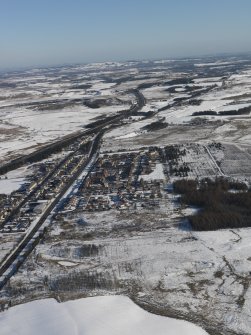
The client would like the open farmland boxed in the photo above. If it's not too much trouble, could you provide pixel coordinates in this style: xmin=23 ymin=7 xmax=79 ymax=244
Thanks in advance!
xmin=208 ymin=143 xmax=251 ymax=178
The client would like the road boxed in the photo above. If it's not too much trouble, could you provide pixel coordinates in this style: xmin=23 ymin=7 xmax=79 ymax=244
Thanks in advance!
xmin=0 ymin=90 xmax=146 ymax=290
xmin=1 ymin=89 xmax=145 ymax=227
xmin=204 ymin=145 xmax=225 ymax=176
xmin=0 ymin=132 xmax=101 ymax=288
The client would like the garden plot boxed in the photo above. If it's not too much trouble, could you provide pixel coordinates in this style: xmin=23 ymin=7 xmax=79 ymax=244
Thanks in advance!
xmin=168 ymin=144 xmax=222 ymax=180
xmin=216 ymin=144 xmax=251 ymax=176
xmin=176 ymin=144 xmax=221 ymax=178
xmin=208 ymin=142 xmax=251 ymax=177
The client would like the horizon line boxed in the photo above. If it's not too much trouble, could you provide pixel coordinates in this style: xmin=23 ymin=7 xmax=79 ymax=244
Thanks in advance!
xmin=1 ymin=50 xmax=251 ymax=74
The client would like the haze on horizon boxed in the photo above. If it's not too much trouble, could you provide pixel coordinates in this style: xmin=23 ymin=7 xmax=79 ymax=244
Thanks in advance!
xmin=1 ymin=0 xmax=251 ymax=70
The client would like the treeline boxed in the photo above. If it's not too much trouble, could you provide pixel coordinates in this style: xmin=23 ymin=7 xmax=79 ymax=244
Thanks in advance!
xmin=72 ymin=84 xmax=92 ymax=90
xmin=86 ymin=114 xmax=119 ymax=129
xmin=0 ymin=132 xmax=90 ymax=176
xmin=164 ymin=145 xmax=186 ymax=160
xmin=165 ymin=78 xmax=194 ymax=86
xmin=138 ymin=82 xmax=156 ymax=89
xmin=192 ymin=111 xmax=217 ymax=116
xmin=84 ymin=98 xmax=108 ymax=109
xmin=142 ymin=121 xmax=168 ymax=132
xmin=188 ymin=99 xmax=202 ymax=106
xmin=218 ymin=106 xmax=251 ymax=116
xmin=166 ymin=85 xmax=204 ymax=94
xmin=192 ymin=106 xmax=251 ymax=117
xmin=173 ymin=178 xmax=250 ymax=231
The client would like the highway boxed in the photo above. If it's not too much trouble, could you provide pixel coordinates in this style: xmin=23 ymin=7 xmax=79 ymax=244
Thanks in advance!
xmin=0 ymin=89 xmax=146 ymax=290
xmin=0 ymin=132 xmax=101 ymax=288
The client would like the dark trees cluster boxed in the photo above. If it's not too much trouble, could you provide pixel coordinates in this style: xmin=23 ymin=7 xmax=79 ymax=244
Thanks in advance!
xmin=173 ymin=178 xmax=250 ymax=231
xmin=188 ymin=99 xmax=202 ymax=106
xmin=173 ymin=179 xmax=197 ymax=194
xmin=84 ymin=99 xmax=108 ymax=109
xmin=165 ymin=78 xmax=194 ymax=86
xmin=208 ymin=142 xmax=223 ymax=150
xmin=0 ymin=134 xmax=90 ymax=176
xmin=218 ymin=105 xmax=251 ymax=116
xmin=192 ymin=106 xmax=251 ymax=117
xmin=164 ymin=145 xmax=186 ymax=160
xmin=172 ymin=163 xmax=190 ymax=177
xmin=142 ymin=121 xmax=168 ymax=132
xmin=163 ymin=146 xmax=189 ymax=176
xmin=72 ymin=84 xmax=92 ymax=90
xmin=85 ymin=114 xmax=117 ymax=129
xmin=192 ymin=111 xmax=217 ymax=116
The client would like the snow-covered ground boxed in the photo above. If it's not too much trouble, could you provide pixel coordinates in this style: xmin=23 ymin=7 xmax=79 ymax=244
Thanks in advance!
xmin=0 ymin=65 xmax=134 ymax=163
xmin=0 ymin=166 xmax=30 ymax=194
xmin=1 ymin=57 xmax=251 ymax=163
xmin=0 ymin=103 xmax=129 ymax=163
xmin=0 ymin=178 xmax=24 ymax=194
xmin=2 ymin=57 xmax=251 ymax=335
xmin=0 ymin=296 xmax=208 ymax=335
xmin=141 ymin=163 xmax=165 ymax=181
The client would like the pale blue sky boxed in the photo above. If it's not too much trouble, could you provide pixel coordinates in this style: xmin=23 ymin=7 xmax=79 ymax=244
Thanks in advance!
xmin=0 ymin=0 xmax=251 ymax=69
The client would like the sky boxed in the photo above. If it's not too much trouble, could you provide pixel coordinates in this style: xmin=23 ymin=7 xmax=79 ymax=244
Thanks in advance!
xmin=0 ymin=0 xmax=251 ymax=69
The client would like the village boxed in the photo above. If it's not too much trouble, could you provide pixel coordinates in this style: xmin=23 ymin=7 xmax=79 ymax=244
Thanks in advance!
xmin=0 ymin=135 xmax=93 ymax=234
xmin=55 ymin=142 xmax=225 ymax=218
xmin=0 ymin=140 xmax=229 ymax=236
xmin=58 ymin=148 xmax=165 ymax=215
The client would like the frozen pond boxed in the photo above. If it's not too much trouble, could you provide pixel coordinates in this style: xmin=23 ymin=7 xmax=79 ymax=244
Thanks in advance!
xmin=0 ymin=295 xmax=208 ymax=335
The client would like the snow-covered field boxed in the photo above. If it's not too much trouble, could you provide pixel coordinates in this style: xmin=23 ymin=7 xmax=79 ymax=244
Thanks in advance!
xmin=2 ymin=57 xmax=251 ymax=335
xmin=0 ymin=65 xmax=134 ymax=163
xmin=141 ymin=163 xmax=165 ymax=181
xmin=0 ymin=166 xmax=30 ymax=194
xmin=0 ymin=177 xmax=25 ymax=194
xmin=0 ymin=102 xmax=130 ymax=164
xmin=5 ymin=199 xmax=251 ymax=334
xmin=0 ymin=295 xmax=208 ymax=335
xmin=1 ymin=57 xmax=251 ymax=163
